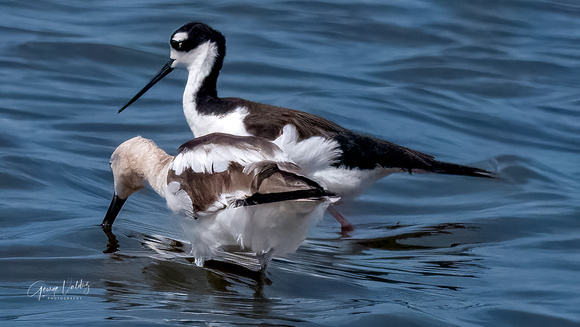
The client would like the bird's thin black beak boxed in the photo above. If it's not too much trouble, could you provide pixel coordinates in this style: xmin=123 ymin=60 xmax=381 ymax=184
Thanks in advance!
xmin=101 ymin=194 xmax=127 ymax=229
xmin=118 ymin=59 xmax=175 ymax=113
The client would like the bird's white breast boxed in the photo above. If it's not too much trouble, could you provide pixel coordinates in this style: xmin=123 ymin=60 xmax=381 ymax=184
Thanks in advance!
xmin=185 ymin=105 xmax=251 ymax=138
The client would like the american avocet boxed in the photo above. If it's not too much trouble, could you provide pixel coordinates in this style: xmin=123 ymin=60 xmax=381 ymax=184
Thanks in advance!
xmin=118 ymin=22 xmax=494 ymax=231
xmin=101 ymin=133 xmax=336 ymax=268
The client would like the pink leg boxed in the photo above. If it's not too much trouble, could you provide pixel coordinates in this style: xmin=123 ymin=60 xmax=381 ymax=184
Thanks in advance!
xmin=328 ymin=205 xmax=355 ymax=233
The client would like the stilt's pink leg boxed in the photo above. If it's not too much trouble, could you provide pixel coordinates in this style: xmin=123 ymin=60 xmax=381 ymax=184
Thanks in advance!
xmin=328 ymin=205 xmax=355 ymax=233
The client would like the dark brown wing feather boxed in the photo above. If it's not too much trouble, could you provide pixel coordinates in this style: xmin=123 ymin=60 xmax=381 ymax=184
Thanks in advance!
xmin=167 ymin=162 xmax=252 ymax=212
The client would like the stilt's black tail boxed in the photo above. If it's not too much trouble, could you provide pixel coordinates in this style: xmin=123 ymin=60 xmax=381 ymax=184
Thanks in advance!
xmin=335 ymin=131 xmax=495 ymax=179
xmin=428 ymin=160 xmax=495 ymax=179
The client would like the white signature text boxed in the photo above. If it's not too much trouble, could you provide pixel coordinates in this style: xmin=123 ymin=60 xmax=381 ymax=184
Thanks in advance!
xmin=27 ymin=279 xmax=90 ymax=301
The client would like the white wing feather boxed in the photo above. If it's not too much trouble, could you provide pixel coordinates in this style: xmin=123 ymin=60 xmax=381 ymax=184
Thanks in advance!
xmin=169 ymin=142 xmax=293 ymax=175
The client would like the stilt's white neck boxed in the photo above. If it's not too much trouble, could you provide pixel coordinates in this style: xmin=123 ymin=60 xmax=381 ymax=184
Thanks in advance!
xmin=182 ymin=68 xmax=202 ymax=135
xmin=171 ymin=41 xmax=219 ymax=134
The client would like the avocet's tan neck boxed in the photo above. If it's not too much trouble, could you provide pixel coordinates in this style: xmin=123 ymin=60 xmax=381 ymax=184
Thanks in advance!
xmin=111 ymin=137 xmax=173 ymax=198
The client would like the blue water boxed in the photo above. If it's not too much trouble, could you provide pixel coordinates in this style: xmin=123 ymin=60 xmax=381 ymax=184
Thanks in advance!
xmin=1 ymin=0 xmax=580 ymax=326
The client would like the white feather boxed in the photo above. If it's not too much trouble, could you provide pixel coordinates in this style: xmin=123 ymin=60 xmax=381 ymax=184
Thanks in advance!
xmin=176 ymin=198 xmax=330 ymax=267
xmin=164 ymin=181 xmax=193 ymax=218
xmin=312 ymin=166 xmax=401 ymax=199
xmin=169 ymin=141 xmax=292 ymax=175
xmin=273 ymin=124 xmax=342 ymax=178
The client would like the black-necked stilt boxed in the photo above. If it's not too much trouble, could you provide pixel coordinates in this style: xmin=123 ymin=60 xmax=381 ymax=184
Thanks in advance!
xmin=118 ymin=22 xmax=494 ymax=231
xmin=102 ymin=133 xmax=336 ymax=268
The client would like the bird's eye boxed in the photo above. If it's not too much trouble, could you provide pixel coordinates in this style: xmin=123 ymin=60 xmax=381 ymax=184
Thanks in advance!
xmin=170 ymin=40 xmax=182 ymax=50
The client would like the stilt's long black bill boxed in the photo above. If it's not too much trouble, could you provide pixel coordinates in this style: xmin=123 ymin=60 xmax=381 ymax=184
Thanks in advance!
xmin=118 ymin=59 xmax=175 ymax=113
xmin=101 ymin=194 xmax=127 ymax=229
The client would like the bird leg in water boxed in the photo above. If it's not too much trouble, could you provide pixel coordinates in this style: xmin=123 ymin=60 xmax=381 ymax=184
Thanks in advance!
xmin=102 ymin=226 xmax=119 ymax=253
xmin=328 ymin=205 xmax=355 ymax=233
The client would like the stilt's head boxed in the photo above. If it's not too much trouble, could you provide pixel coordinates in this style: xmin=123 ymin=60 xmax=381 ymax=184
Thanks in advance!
xmin=101 ymin=137 xmax=166 ymax=228
xmin=118 ymin=22 xmax=225 ymax=113
xmin=169 ymin=22 xmax=225 ymax=68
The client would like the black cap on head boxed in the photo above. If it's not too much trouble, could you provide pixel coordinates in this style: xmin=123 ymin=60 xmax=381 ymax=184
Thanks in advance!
xmin=170 ymin=22 xmax=225 ymax=52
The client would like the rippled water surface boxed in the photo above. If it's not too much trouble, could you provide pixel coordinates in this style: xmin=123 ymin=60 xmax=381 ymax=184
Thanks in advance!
xmin=1 ymin=1 xmax=579 ymax=326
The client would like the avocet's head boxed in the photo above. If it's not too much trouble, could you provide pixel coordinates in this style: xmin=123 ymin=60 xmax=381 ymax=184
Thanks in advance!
xmin=118 ymin=22 xmax=226 ymax=113
xmin=101 ymin=137 xmax=159 ymax=229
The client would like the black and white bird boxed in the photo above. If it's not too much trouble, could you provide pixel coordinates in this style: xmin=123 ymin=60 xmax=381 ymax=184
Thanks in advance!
xmin=118 ymin=22 xmax=493 ymax=231
xmin=101 ymin=134 xmax=336 ymax=268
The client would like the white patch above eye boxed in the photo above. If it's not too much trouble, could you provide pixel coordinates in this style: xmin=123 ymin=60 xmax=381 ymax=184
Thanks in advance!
xmin=172 ymin=32 xmax=188 ymax=42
